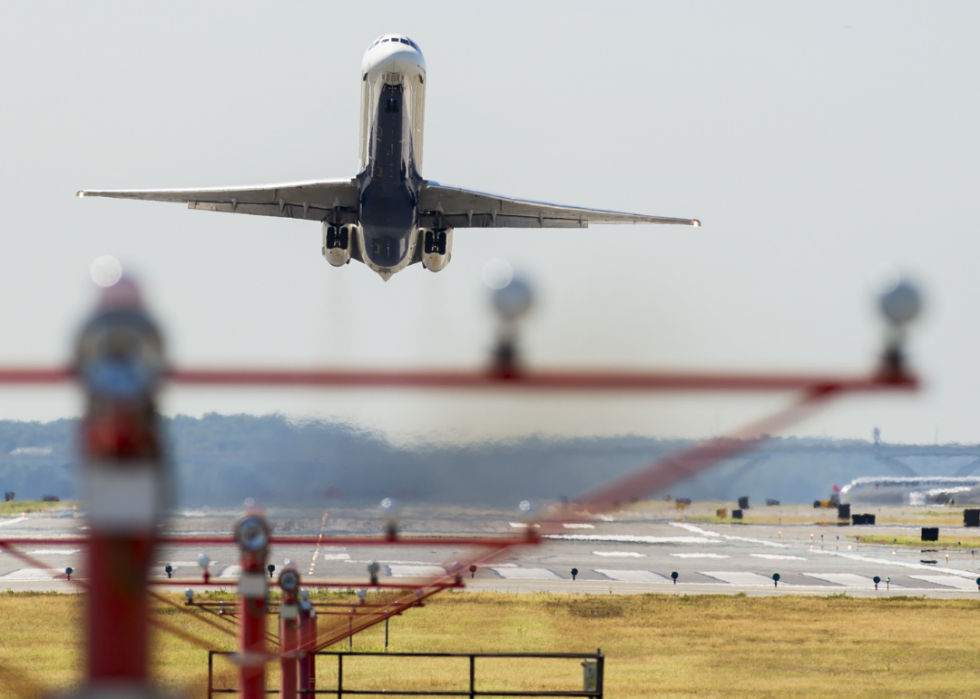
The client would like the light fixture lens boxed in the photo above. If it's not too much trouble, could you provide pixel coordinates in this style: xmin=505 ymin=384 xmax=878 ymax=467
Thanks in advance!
xmin=235 ymin=516 xmax=269 ymax=552
xmin=280 ymin=569 xmax=299 ymax=592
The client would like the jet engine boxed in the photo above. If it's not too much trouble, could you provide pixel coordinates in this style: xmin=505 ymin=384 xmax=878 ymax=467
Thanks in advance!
xmin=322 ymin=222 xmax=357 ymax=266
xmin=420 ymin=227 xmax=453 ymax=272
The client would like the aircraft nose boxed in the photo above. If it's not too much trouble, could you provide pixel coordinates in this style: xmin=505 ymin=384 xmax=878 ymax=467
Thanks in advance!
xmin=375 ymin=47 xmax=425 ymax=75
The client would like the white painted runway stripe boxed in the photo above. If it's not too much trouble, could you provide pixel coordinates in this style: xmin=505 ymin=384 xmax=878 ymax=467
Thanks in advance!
xmin=0 ymin=568 xmax=59 ymax=582
xmin=592 ymin=551 xmax=645 ymax=558
xmin=0 ymin=517 xmax=28 ymax=527
xmin=908 ymin=575 xmax=979 ymax=591
xmin=387 ymin=565 xmax=445 ymax=578
xmin=811 ymin=549 xmax=979 ymax=578
xmin=751 ymin=554 xmax=806 ymax=561
xmin=346 ymin=559 xmax=440 ymax=565
xmin=671 ymin=553 xmax=729 ymax=559
xmin=700 ymin=571 xmax=787 ymax=586
xmin=668 ymin=522 xmax=790 ymax=548
xmin=491 ymin=567 xmax=561 ymax=580
xmin=802 ymin=573 xmax=903 ymax=588
xmin=25 ymin=549 xmax=80 ymax=555
xmin=546 ymin=534 xmax=713 ymax=544
xmin=670 ymin=522 xmax=715 ymax=535
xmin=594 ymin=569 xmax=672 ymax=583
xmin=217 ymin=565 xmax=242 ymax=579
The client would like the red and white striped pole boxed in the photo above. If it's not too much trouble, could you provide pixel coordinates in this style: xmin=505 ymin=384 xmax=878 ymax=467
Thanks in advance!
xmin=278 ymin=565 xmax=301 ymax=699
xmin=75 ymin=277 xmax=167 ymax=695
xmin=234 ymin=509 xmax=272 ymax=699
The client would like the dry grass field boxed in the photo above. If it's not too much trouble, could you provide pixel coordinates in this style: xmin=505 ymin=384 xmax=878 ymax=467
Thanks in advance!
xmin=0 ymin=500 xmax=73 ymax=517
xmin=1 ymin=590 xmax=979 ymax=698
xmin=847 ymin=533 xmax=980 ymax=550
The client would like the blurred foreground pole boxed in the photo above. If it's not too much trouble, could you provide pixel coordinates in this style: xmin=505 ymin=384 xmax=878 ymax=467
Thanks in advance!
xmin=235 ymin=510 xmax=272 ymax=699
xmin=76 ymin=278 xmax=167 ymax=695
xmin=278 ymin=566 xmax=302 ymax=699
xmin=490 ymin=276 xmax=533 ymax=378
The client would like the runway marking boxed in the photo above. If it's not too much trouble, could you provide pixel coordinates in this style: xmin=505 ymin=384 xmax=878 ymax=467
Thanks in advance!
xmin=562 ymin=523 xmax=595 ymax=529
xmin=802 ymin=573 xmax=903 ymax=588
xmin=218 ymin=565 xmax=242 ymax=579
xmin=0 ymin=568 xmax=59 ymax=582
xmin=669 ymin=522 xmax=790 ymax=548
xmin=387 ymin=564 xmax=445 ymax=578
xmin=345 ymin=559 xmax=438 ymax=565
xmin=722 ymin=536 xmax=790 ymax=548
xmin=908 ymin=575 xmax=980 ymax=590
xmin=595 ymin=569 xmax=671 ymax=583
xmin=25 ymin=549 xmax=80 ymax=555
xmin=546 ymin=534 xmax=713 ymax=545
xmin=0 ymin=517 xmax=28 ymax=527
xmin=491 ymin=567 xmax=561 ymax=580
xmin=671 ymin=553 xmax=729 ymax=559
xmin=700 ymin=571 xmax=788 ymax=586
xmin=812 ymin=549 xmax=978 ymax=578
xmin=751 ymin=554 xmax=807 ymax=561
xmin=592 ymin=551 xmax=645 ymax=558
xmin=308 ymin=511 xmax=329 ymax=577
xmin=671 ymin=522 xmax=714 ymax=535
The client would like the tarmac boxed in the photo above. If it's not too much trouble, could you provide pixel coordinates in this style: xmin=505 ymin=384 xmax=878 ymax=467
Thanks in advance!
xmin=2 ymin=503 xmax=979 ymax=598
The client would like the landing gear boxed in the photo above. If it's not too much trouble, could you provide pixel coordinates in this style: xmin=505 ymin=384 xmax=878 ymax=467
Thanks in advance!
xmin=419 ymin=227 xmax=453 ymax=272
xmin=322 ymin=222 xmax=355 ymax=267
xmin=325 ymin=225 xmax=350 ymax=251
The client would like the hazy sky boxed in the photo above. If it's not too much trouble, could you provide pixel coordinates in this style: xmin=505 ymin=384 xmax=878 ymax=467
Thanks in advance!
xmin=0 ymin=2 xmax=978 ymax=444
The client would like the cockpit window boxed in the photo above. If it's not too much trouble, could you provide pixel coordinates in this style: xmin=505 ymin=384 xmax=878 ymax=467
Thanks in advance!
xmin=398 ymin=38 xmax=410 ymax=45
xmin=381 ymin=38 xmax=390 ymax=43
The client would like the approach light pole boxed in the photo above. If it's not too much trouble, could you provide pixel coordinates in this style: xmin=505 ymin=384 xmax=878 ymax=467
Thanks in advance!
xmin=298 ymin=588 xmax=317 ymax=695
xmin=279 ymin=565 xmax=302 ymax=699
xmin=235 ymin=509 xmax=271 ymax=699
xmin=75 ymin=277 xmax=167 ymax=695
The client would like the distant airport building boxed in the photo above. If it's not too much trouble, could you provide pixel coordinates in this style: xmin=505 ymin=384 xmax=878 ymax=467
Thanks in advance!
xmin=839 ymin=476 xmax=980 ymax=506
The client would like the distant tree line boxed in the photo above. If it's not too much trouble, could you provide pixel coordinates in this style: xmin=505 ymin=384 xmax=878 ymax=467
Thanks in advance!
xmin=0 ymin=414 xmax=971 ymax=509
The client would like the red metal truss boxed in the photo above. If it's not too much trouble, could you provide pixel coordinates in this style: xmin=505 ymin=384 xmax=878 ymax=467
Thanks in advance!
xmin=0 ymin=365 xmax=916 ymax=393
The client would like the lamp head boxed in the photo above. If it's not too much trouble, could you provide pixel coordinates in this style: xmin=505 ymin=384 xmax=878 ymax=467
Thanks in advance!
xmin=235 ymin=514 xmax=270 ymax=553
xmin=879 ymin=278 xmax=922 ymax=326
xmin=493 ymin=275 xmax=534 ymax=323
xmin=279 ymin=567 xmax=300 ymax=593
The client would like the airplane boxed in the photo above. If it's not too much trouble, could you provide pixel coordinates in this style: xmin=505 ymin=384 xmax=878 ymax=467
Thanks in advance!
xmin=79 ymin=34 xmax=699 ymax=281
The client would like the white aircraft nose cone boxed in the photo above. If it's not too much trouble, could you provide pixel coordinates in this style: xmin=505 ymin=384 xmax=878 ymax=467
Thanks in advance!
xmin=372 ymin=49 xmax=425 ymax=78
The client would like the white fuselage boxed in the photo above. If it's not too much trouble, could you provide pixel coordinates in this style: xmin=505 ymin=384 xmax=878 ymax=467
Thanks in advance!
xmin=359 ymin=37 xmax=427 ymax=174
xmin=354 ymin=35 xmax=428 ymax=279
xmin=840 ymin=476 xmax=980 ymax=506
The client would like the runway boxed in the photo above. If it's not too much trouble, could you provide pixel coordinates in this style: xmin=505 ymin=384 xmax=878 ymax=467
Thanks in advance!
xmin=2 ymin=505 xmax=979 ymax=598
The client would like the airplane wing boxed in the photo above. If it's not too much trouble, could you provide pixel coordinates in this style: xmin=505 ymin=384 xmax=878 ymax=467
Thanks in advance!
xmin=77 ymin=178 xmax=359 ymax=222
xmin=418 ymin=181 xmax=699 ymax=229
